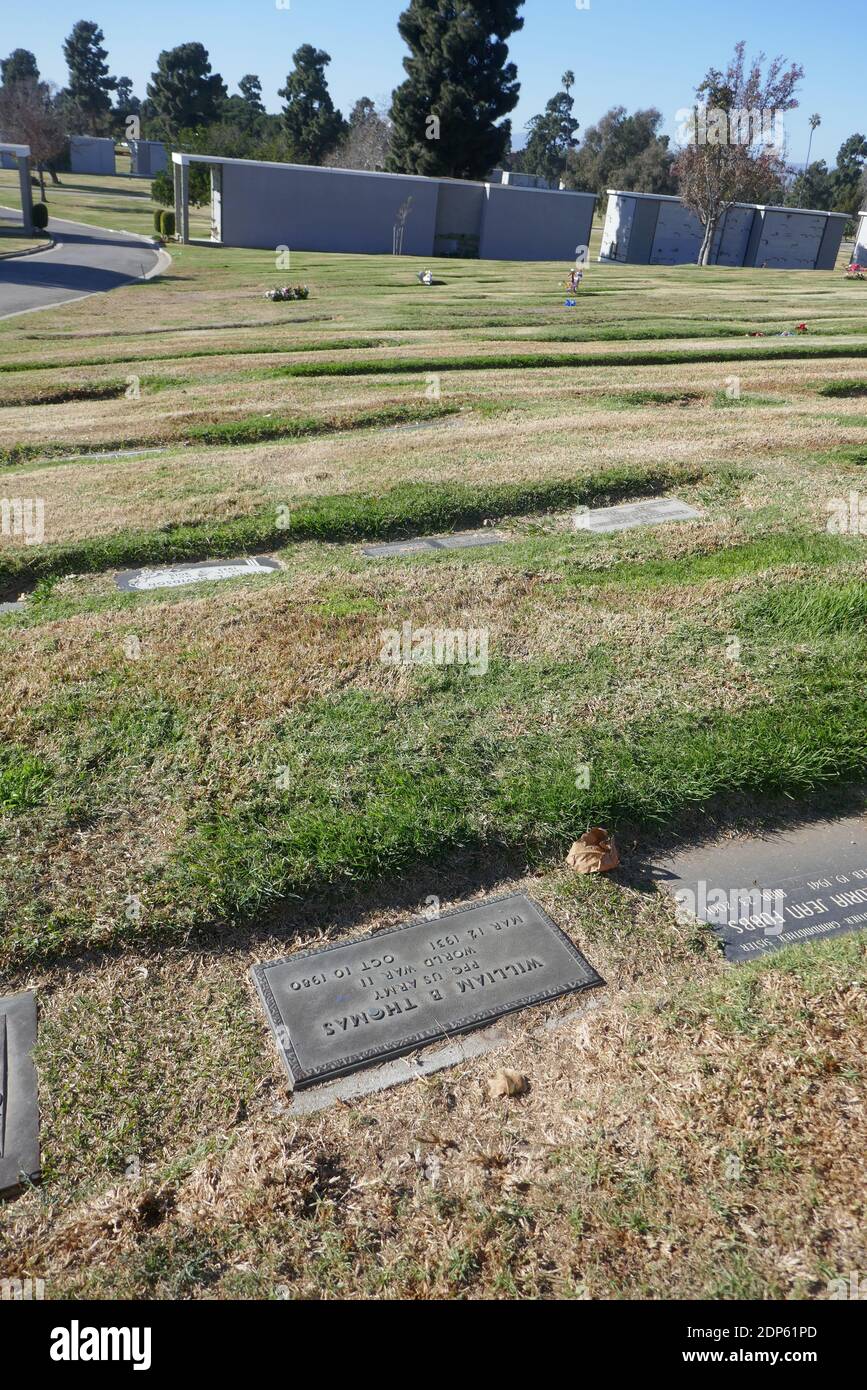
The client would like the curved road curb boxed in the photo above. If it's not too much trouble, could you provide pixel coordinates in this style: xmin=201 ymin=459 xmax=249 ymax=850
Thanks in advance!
xmin=0 ymin=236 xmax=57 ymax=262
xmin=0 ymin=210 xmax=172 ymax=320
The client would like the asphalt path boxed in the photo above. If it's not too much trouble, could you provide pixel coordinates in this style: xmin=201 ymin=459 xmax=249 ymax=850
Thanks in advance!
xmin=0 ymin=208 xmax=166 ymax=319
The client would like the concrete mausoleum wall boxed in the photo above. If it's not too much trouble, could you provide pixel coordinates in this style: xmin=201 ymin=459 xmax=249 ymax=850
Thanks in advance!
xmin=646 ymin=199 xmax=703 ymax=264
xmin=715 ymin=205 xmax=756 ymax=267
xmin=745 ymin=208 xmax=844 ymax=270
xmin=174 ymin=153 xmax=597 ymax=262
xmin=0 ymin=142 xmax=33 ymax=233
xmin=599 ymin=194 xmax=635 ymax=262
xmin=129 ymin=140 xmax=167 ymax=178
xmin=433 ymin=178 xmax=485 ymax=257
xmin=855 ymin=212 xmax=867 ymax=266
xmin=478 ymin=183 xmax=595 ymax=261
xmin=69 ymin=135 xmax=116 ymax=176
xmin=490 ymin=169 xmax=559 ymax=191
xmin=218 ymin=160 xmax=439 ymax=255
xmin=600 ymin=189 xmax=847 ymax=270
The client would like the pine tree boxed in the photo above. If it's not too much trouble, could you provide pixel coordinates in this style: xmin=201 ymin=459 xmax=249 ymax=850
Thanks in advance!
xmin=279 ymin=45 xmax=346 ymax=165
xmin=521 ymin=71 xmax=579 ymax=185
xmin=388 ymin=0 xmax=524 ymax=179
xmin=1 ymin=49 xmax=40 ymax=87
xmin=350 ymin=97 xmax=377 ymax=128
xmin=146 ymin=43 xmax=227 ymax=140
xmin=239 ymin=75 xmax=264 ymax=114
xmin=113 ymin=76 xmax=140 ymax=137
xmin=831 ymin=133 xmax=867 ymax=216
xmin=62 ymin=20 xmax=116 ymax=132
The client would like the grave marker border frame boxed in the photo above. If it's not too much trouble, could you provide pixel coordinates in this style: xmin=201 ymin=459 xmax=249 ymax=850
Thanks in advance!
xmin=251 ymin=892 xmax=604 ymax=1089
xmin=0 ymin=990 xmax=40 ymax=1198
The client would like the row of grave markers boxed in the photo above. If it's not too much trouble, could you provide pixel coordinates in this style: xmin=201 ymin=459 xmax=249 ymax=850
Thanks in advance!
xmin=110 ymin=496 xmax=702 ymax=591
xmin=3 ymin=493 xmax=865 ymax=1193
xmin=2 ymin=497 xmax=701 ymax=608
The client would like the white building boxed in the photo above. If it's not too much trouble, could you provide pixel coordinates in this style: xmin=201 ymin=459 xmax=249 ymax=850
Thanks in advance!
xmin=600 ymin=190 xmax=847 ymax=270
xmin=854 ymin=211 xmax=867 ymax=267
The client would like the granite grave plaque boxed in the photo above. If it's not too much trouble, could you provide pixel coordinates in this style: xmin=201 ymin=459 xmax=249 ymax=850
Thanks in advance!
xmin=363 ymin=530 xmax=506 ymax=559
xmin=252 ymin=892 xmax=603 ymax=1089
xmin=657 ymin=815 xmax=867 ymax=962
xmin=575 ymin=497 xmax=701 ymax=534
xmin=116 ymin=555 xmax=282 ymax=593
xmin=0 ymin=991 xmax=40 ymax=1197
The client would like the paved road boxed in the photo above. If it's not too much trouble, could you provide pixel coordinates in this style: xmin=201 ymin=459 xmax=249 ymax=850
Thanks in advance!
xmin=0 ymin=210 xmax=165 ymax=319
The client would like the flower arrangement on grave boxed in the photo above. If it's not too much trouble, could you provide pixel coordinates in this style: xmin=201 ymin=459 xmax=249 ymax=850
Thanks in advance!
xmin=846 ymin=262 xmax=865 ymax=280
xmin=749 ymin=322 xmax=809 ymax=338
xmin=264 ymin=285 xmax=310 ymax=302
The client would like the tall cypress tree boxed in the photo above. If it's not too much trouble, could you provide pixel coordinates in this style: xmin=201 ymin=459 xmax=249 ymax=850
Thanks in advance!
xmin=62 ymin=20 xmax=116 ymax=132
xmin=388 ymin=0 xmax=524 ymax=179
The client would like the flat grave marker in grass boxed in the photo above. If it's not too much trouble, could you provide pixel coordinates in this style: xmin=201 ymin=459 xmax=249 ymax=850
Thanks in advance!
xmin=67 ymin=447 xmax=173 ymax=463
xmin=115 ymin=555 xmax=282 ymax=593
xmin=362 ymin=529 xmax=507 ymax=558
xmin=0 ymin=990 xmax=40 ymax=1198
xmin=251 ymin=892 xmax=603 ymax=1091
xmin=656 ymin=814 xmax=867 ymax=962
xmin=575 ymin=496 xmax=702 ymax=534
xmin=0 ymin=601 xmax=24 ymax=614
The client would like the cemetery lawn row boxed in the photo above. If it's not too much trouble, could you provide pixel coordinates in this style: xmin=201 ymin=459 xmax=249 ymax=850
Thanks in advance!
xmin=2 ymin=517 xmax=866 ymax=970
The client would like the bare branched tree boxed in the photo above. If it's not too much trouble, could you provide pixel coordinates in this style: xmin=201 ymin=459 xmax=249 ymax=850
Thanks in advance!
xmin=0 ymin=78 xmax=66 ymax=197
xmin=323 ymin=99 xmax=392 ymax=171
xmin=675 ymin=42 xmax=803 ymax=264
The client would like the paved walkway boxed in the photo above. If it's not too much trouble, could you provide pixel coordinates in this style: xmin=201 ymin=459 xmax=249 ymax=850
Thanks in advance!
xmin=0 ymin=209 xmax=166 ymax=319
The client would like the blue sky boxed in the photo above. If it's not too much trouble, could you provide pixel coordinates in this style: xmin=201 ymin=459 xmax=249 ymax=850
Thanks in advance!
xmin=11 ymin=0 xmax=860 ymax=165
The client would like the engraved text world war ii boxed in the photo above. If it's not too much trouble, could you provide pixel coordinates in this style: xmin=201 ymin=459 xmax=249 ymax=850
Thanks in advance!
xmin=252 ymin=893 xmax=602 ymax=1089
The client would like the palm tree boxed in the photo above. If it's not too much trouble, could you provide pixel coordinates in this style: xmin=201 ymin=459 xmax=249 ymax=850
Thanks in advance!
xmin=799 ymin=113 xmax=821 ymax=206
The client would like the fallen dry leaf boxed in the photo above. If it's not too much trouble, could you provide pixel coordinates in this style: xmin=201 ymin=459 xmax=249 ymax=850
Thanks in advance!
xmin=566 ymin=826 xmax=620 ymax=874
xmin=487 ymin=1069 xmax=529 ymax=1099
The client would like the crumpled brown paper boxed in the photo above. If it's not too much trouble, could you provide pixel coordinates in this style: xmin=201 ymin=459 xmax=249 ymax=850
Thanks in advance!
xmin=487 ymin=1069 xmax=529 ymax=1099
xmin=565 ymin=827 xmax=620 ymax=874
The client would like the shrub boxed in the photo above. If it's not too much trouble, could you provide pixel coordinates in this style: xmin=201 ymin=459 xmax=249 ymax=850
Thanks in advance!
xmin=189 ymin=164 xmax=211 ymax=207
xmin=31 ymin=203 xmax=49 ymax=231
xmin=160 ymin=210 xmax=176 ymax=239
xmin=150 ymin=169 xmax=173 ymax=207
xmin=153 ymin=209 xmax=164 ymax=235
xmin=152 ymin=162 xmax=209 ymax=209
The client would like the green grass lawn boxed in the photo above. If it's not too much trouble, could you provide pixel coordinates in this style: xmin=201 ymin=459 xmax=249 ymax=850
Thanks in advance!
xmin=0 ymin=167 xmax=212 ymax=238
xmin=0 ymin=225 xmax=48 ymax=258
xmin=0 ymin=175 xmax=865 ymax=1300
